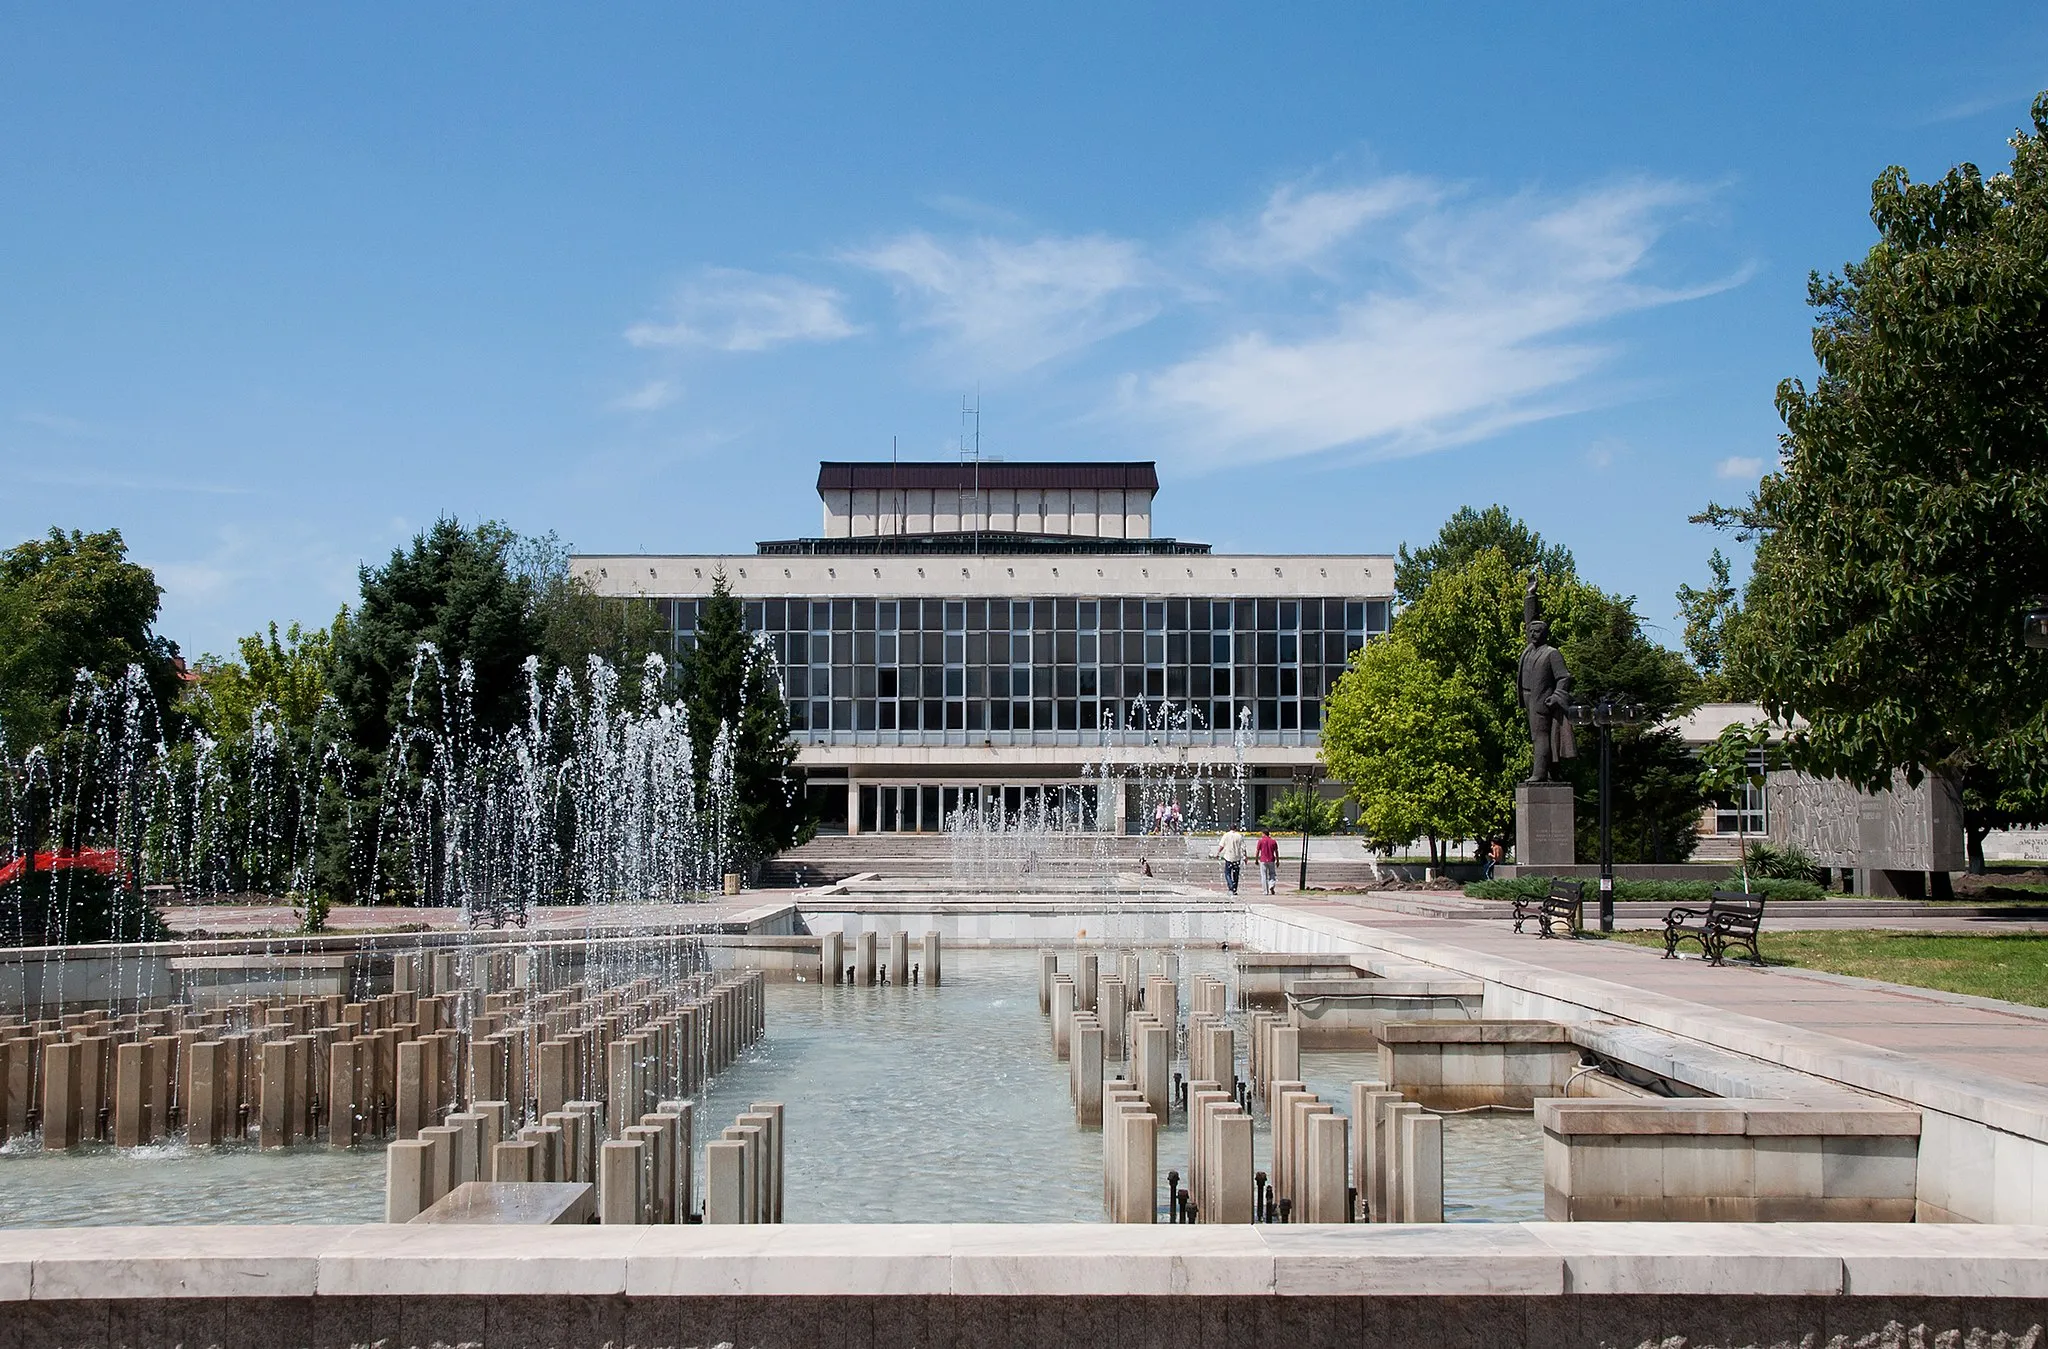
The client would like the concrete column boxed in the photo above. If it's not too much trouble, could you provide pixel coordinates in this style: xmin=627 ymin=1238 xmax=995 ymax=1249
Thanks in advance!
xmin=78 ymin=1035 xmax=110 ymax=1143
xmin=1307 ymin=1111 xmax=1351 ymax=1223
xmin=1051 ymin=977 xmax=1075 ymax=1061
xmin=658 ymin=1100 xmax=693 ymax=1222
xmin=1384 ymin=1101 xmax=1424 ymax=1222
xmin=1078 ymin=953 xmax=1098 ymax=1012
xmin=1074 ymin=1020 xmax=1104 ymax=1126
xmin=519 ymin=1124 xmax=564 ymax=1181
xmin=600 ymin=1139 xmax=646 ymax=1224
xmin=385 ymin=1138 xmax=434 ymax=1222
xmin=258 ymin=1039 xmax=291 ymax=1149
xmin=821 ymin=931 xmax=843 ymax=986
xmin=608 ymin=1039 xmax=636 ymax=1137
xmin=1269 ymin=1024 xmax=1301 ymax=1096
xmin=856 ymin=931 xmax=877 ymax=987
xmin=888 ymin=930 xmax=909 ymax=986
xmin=1039 ymin=951 xmax=1057 ymax=1014
xmin=736 ymin=1110 xmax=778 ymax=1223
xmin=146 ymin=1034 xmax=177 ymax=1141
xmin=1099 ymin=979 xmax=1127 ymax=1060
xmin=1118 ymin=1109 xmax=1157 ymax=1223
xmin=704 ymin=1139 xmax=748 ymax=1224
xmin=395 ymin=1039 xmax=426 ymax=1141
xmin=1272 ymin=1088 xmax=1312 ymax=1206
xmin=1399 ymin=1111 xmax=1444 ymax=1223
xmin=923 ymin=931 xmax=941 ymax=987
xmin=747 ymin=1101 xmax=784 ymax=1222
xmin=445 ymin=1111 xmax=487 ymax=1187
xmin=40 ymin=1039 xmax=82 ymax=1150
xmin=1212 ymin=1110 xmax=1255 ymax=1224
xmin=187 ymin=1040 xmax=224 ymax=1146
xmin=1350 ymin=1081 xmax=1390 ymax=1218
xmin=492 ymin=1139 xmax=538 ymax=1182
xmin=327 ymin=1037 xmax=360 ymax=1148
xmin=1137 ymin=1019 xmax=1171 ymax=1121
xmin=1 ymin=1038 xmax=30 ymax=1141
xmin=537 ymin=1039 xmax=571 ymax=1120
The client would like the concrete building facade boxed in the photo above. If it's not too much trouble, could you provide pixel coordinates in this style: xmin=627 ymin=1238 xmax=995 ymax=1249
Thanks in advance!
xmin=577 ymin=460 xmax=1394 ymax=834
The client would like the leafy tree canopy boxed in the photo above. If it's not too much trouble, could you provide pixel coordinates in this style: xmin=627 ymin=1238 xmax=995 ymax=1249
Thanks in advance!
xmin=0 ymin=528 xmax=181 ymax=749
xmin=1321 ymin=634 xmax=1487 ymax=862
xmin=678 ymin=572 xmax=812 ymax=871
xmin=1394 ymin=505 xmax=1574 ymax=608
xmin=1711 ymin=93 xmax=2048 ymax=841
xmin=513 ymin=532 xmax=669 ymax=704
xmin=189 ymin=614 xmax=348 ymax=740
xmin=330 ymin=519 xmax=542 ymax=752
xmin=1259 ymin=786 xmax=1347 ymax=838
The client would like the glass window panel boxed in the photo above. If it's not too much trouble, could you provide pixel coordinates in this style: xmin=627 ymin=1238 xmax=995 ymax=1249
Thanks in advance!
xmin=1192 ymin=667 xmax=1212 ymax=699
xmin=1258 ymin=599 xmax=1279 ymax=630
xmin=918 ymin=632 xmax=940 ymax=664
xmin=945 ymin=634 xmax=964 ymax=664
xmin=788 ymin=667 xmax=809 ymax=698
xmin=1213 ymin=668 xmax=1231 ymax=696
xmin=922 ymin=668 xmax=944 ymax=698
xmin=857 ymin=667 xmax=878 ymax=698
xmin=1057 ymin=700 xmax=1078 ymax=730
xmin=1302 ymin=700 xmax=1321 ymax=731
xmin=1056 ymin=598 xmax=1077 ymax=629
xmin=1281 ymin=600 xmax=1298 ymax=630
xmin=945 ymin=701 xmax=964 ymax=730
xmin=1145 ymin=601 xmax=1165 ymax=631
xmin=877 ymin=668 xmax=897 ymax=698
xmin=1012 ymin=602 xmax=1032 ymax=631
xmin=1123 ymin=632 xmax=1145 ymax=663
xmin=1080 ymin=601 xmax=1098 ymax=631
xmin=966 ymin=699 xmax=985 ymax=730
xmin=989 ymin=700 xmax=1010 ymax=731
xmin=832 ymin=601 xmax=852 ymax=631
xmin=789 ymin=632 xmax=809 ymax=664
xmin=1056 ymin=630 xmax=1077 ymax=663
xmin=1056 ymin=667 xmax=1078 ymax=697
xmin=1167 ymin=667 xmax=1187 ymax=698
xmin=1236 ymin=599 xmax=1257 ymax=629
xmin=857 ymin=699 xmax=876 ymax=731
xmin=1367 ymin=600 xmax=1391 ymax=632
xmin=1079 ymin=667 xmax=1098 ymax=696
xmin=1080 ymin=699 xmax=1098 ymax=729
xmin=1302 ymin=632 xmax=1321 ymax=664
xmin=879 ymin=601 xmax=898 ymax=629
xmin=1145 ymin=634 xmax=1165 ymax=665
xmin=966 ymin=667 xmax=984 ymax=697
xmin=967 ymin=631 xmax=987 ymax=664
xmin=1257 ymin=632 xmax=1278 ymax=664
xmin=1259 ymin=700 xmax=1279 ymax=729
xmin=1145 ymin=668 xmax=1164 ymax=698
xmin=878 ymin=701 xmax=896 ymax=730
xmin=945 ymin=601 xmax=965 ymax=631
xmin=945 ymin=669 xmax=964 ymax=697
xmin=1280 ymin=701 xmax=1298 ymax=730
xmin=812 ymin=699 xmax=830 ymax=728
xmin=855 ymin=631 xmax=875 ymax=664
xmin=767 ymin=599 xmax=786 ymax=629
xmin=1212 ymin=700 xmax=1233 ymax=730
xmin=1168 ymin=599 xmax=1187 ymax=628
xmin=1346 ymin=601 xmax=1365 ymax=631
xmin=1012 ymin=700 xmax=1032 ymax=728
xmin=1033 ymin=698 xmax=1053 ymax=727
xmin=832 ymin=699 xmax=852 ymax=730
xmin=744 ymin=600 xmax=764 ymax=631
xmin=1212 ymin=634 xmax=1231 ymax=665
xmin=1257 ymin=667 xmax=1277 ymax=697
xmin=1280 ymin=634 xmax=1297 ymax=664
xmin=1078 ymin=633 xmax=1096 ymax=664
xmin=1280 ymin=667 xmax=1298 ymax=697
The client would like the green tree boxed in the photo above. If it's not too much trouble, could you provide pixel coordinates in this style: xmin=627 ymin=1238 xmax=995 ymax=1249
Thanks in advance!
xmin=1394 ymin=504 xmax=1575 ymax=607
xmin=330 ymin=519 xmax=542 ymax=751
xmin=0 ymin=528 xmax=182 ymax=749
xmin=1697 ymin=720 xmax=1786 ymax=891
xmin=188 ymin=614 xmax=348 ymax=739
xmin=513 ymin=532 xmax=669 ymax=702
xmin=1321 ymin=634 xmax=1487 ymax=865
xmin=678 ymin=572 xmax=812 ymax=873
xmin=1259 ymin=786 xmax=1346 ymax=837
xmin=1711 ymin=93 xmax=2048 ymax=851
xmin=1674 ymin=549 xmax=1758 ymax=700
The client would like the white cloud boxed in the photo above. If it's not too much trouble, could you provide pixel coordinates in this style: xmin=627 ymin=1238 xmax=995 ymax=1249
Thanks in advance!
xmin=1130 ymin=178 xmax=1743 ymax=465
xmin=1206 ymin=177 xmax=1438 ymax=271
xmin=1716 ymin=455 xmax=1765 ymax=479
xmin=844 ymin=232 xmax=1157 ymax=374
xmin=626 ymin=269 xmax=858 ymax=353
xmin=610 ymin=377 xmax=681 ymax=413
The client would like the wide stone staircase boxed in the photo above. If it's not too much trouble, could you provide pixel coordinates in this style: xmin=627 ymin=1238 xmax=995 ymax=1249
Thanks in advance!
xmin=760 ymin=832 xmax=1398 ymax=890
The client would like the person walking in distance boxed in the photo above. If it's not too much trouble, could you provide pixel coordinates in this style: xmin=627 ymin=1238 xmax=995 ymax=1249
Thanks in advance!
xmin=1256 ymin=828 xmax=1281 ymax=895
xmin=1216 ymin=825 xmax=1246 ymax=895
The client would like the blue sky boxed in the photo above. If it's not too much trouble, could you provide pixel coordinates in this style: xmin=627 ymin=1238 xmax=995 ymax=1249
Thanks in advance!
xmin=3 ymin=5 xmax=2044 ymax=658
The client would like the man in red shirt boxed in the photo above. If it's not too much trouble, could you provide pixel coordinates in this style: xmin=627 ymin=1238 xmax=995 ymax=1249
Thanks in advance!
xmin=1255 ymin=829 xmax=1281 ymax=895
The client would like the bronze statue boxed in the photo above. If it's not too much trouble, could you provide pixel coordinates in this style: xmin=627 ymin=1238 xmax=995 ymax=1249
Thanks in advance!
xmin=1519 ymin=578 xmax=1575 ymax=781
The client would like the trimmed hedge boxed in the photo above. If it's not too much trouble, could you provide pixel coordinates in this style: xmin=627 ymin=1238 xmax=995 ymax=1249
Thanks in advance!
xmin=1464 ymin=876 xmax=1826 ymax=903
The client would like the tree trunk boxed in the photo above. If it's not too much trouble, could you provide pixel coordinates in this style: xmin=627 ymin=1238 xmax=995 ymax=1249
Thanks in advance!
xmin=1967 ymin=823 xmax=1989 ymax=876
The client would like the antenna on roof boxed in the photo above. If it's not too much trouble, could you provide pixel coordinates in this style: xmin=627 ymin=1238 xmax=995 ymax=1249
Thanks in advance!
xmin=891 ymin=435 xmax=900 ymax=538
xmin=961 ymin=390 xmax=983 ymax=554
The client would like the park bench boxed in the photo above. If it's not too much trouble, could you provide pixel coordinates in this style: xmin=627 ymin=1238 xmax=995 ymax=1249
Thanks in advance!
xmin=1661 ymin=890 xmax=1767 ymax=966
xmin=1512 ymin=879 xmax=1585 ymax=939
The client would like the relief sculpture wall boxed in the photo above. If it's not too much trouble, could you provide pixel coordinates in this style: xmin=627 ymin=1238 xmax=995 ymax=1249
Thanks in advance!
xmin=1766 ymin=770 xmax=1964 ymax=872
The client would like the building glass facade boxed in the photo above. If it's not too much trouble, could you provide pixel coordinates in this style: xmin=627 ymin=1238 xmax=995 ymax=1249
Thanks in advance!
xmin=655 ymin=594 xmax=1391 ymax=746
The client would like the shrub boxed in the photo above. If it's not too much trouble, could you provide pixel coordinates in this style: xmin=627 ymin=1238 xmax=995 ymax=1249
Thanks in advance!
xmin=1742 ymin=839 xmax=1821 ymax=881
xmin=1464 ymin=875 xmax=1825 ymax=903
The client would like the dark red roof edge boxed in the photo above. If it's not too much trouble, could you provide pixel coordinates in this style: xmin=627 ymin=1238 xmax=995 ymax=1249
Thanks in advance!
xmin=817 ymin=461 xmax=1159 ymax=495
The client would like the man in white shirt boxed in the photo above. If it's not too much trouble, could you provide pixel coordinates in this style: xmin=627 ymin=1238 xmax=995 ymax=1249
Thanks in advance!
xmin=1215 ymin=827 xmax=1246 ymax=895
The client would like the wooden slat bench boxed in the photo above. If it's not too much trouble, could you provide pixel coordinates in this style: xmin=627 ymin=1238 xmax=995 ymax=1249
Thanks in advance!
xmin=1661 ymin=889 xmax=1767 ymax=965
xmin=1512 ymin=879 xmax=1585 ymax=939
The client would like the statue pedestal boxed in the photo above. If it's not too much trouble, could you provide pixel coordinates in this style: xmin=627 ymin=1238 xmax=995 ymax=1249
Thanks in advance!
xmin=1516 ymin=781 xmax=1576 ymax=868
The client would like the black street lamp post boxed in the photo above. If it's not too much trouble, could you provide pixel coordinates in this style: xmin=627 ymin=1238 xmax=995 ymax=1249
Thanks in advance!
xmin=1292 ymin=765 xmax=1322 ymax=892
xmin=1572 ymin=698 xmax=1645 ymax=933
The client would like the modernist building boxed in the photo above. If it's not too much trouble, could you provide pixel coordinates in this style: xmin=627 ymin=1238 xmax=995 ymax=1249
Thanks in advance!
xmin=576 ymin=460 xmax=1394 ymax=834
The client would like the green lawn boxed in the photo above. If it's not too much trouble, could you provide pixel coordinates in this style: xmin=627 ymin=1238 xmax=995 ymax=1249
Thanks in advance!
xmin=1606 ymin=929 xmax=2048 ymax=1008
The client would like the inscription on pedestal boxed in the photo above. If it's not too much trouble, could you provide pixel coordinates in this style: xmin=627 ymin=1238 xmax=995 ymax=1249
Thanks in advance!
xmin=1516 ymin=781 xmax=1576 ymax=868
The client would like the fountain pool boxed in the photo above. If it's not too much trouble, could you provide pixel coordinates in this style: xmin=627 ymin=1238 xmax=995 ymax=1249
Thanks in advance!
xmin=0 ymin=949 xmax=1541 ymax=1226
